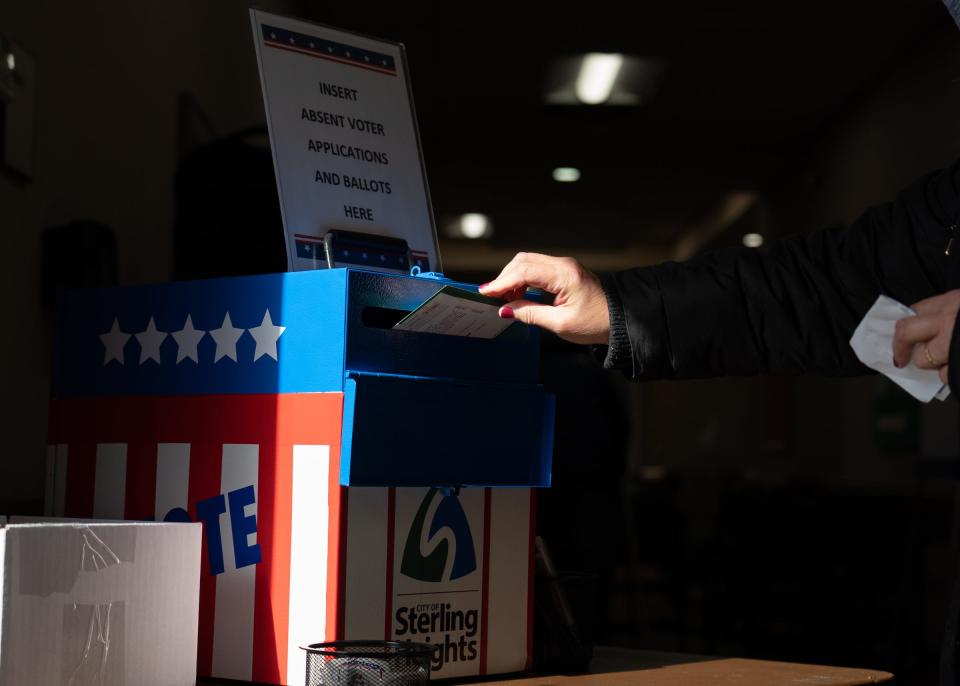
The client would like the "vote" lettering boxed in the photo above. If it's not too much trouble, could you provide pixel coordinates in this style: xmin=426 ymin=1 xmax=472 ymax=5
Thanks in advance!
xmin=163 ymin=485 xmax=261 ymax=575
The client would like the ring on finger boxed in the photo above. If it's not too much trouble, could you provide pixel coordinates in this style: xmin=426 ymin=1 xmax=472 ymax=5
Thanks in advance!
xmin=923 ymin=344 xmax=942 ymax=368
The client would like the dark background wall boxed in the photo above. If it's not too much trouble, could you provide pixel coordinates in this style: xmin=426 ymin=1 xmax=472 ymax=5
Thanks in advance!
xmin=0 ymin=0 xmax=295 ymax=511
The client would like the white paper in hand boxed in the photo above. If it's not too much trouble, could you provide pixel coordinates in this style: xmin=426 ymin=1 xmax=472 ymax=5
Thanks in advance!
xmin=849 ymin=295 xmax=950 ymax=402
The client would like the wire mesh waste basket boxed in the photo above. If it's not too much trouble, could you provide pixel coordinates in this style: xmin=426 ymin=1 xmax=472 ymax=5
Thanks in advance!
xmin=302 ymin=641 xmax=432 ymax=686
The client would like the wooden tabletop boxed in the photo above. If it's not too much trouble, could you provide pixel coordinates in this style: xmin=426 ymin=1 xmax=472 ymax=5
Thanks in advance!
xmin=199 ymin=646 xmax=893 ymax=685
xmin=467 ymin=647 xmax=893 ymax=686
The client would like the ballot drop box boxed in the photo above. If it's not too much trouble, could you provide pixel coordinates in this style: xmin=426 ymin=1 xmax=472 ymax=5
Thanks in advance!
xmin=47 ymin=267 xmax=555 ymax=684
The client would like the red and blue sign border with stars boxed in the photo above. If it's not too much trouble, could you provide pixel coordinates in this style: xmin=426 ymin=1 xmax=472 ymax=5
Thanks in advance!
xmin=261 ymin=24 xmax=398 ymax=76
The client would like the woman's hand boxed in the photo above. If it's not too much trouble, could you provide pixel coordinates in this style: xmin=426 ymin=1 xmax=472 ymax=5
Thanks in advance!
xmin=478 ymin=253 xmax=610 ymax=345
xmin=892 ymin=289 xmax=960 ymax=385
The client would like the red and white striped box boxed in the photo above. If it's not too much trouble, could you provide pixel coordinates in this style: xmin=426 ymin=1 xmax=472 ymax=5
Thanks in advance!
xmin=47 ymin=393 xmax=535 ymax=684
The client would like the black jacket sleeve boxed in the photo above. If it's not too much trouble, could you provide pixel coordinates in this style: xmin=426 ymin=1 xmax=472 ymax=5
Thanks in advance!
xmin=602 ymin=160 xmax=960 ymax=384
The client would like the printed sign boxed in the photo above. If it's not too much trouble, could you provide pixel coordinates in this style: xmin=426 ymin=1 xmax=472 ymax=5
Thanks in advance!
xmin=250 ymin=10 xmax=440 ymax=273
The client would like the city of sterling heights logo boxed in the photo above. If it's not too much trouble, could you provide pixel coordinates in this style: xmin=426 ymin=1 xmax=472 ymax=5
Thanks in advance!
xmin=401 ymin=488 xmax=477 ymax=583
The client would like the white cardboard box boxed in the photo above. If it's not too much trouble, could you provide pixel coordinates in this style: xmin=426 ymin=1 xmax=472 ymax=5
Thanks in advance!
xmin=0 ymin=519 xmax=201 ymax=686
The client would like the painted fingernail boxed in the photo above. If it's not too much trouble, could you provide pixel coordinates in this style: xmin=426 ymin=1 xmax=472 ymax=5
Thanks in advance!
xmin=500 ymin=306 xmax=515 ymax=319
xmin=478 ymin=282 xmax=490 ymax=291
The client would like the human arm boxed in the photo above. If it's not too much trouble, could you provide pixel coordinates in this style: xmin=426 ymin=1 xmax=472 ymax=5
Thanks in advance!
xmin=481 ymin=161 xmax=960 ymax=383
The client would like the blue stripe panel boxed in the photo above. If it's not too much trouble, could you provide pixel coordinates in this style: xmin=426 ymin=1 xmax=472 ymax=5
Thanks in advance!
xmin=261 ymin=24 xmax=398 ymax=73
xmin=540 ymin=393 xmax=556 ymax=487
xmin=53 ymin=269 xmax=348 ymax=396
xmin=340 ymin=372 xmax=553 ymax=488
xmin=340 ymin=375 xmax=358 ymax=481
xmin=295 ymin=240 xmax=323 ymax=260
